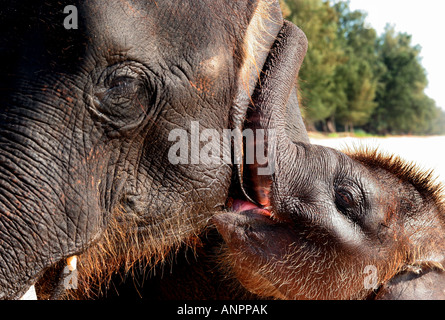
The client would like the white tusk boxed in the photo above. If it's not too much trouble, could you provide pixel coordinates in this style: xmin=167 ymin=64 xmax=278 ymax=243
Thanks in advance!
xmin=19 ymin=256 xmax=77 ymax=300
xmin=67 ymin=255 xmax=77 ymax=272
xmin=19 ymin=285 xmax=37 ymax=300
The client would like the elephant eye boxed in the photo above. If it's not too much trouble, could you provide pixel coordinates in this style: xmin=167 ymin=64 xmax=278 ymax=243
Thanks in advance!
xmin=107 ymin=76 xmax=139 ymax=98
xmin=103 ymin=65 xmax=144 ymax=103
xmin=335 ymin=188 xmax=355 ymax=210
xmin=91 ymin=61 xmax=155 ymax=133
xmin=333 ymin=182 xmax=364 ymax=224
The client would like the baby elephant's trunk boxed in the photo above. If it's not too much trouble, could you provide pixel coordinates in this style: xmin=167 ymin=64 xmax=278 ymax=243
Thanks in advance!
xmin=241 ymin=21 xmax=308 ymax=208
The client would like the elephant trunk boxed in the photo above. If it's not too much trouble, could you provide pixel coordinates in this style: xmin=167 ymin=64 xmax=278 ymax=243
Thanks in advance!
xmin=0 ymin=94 xmax=104 ymax=299
xmin=241 ymin=21 xmax=308 ymax=209
xmin=0 ymin=144 xmax=62 ymax=299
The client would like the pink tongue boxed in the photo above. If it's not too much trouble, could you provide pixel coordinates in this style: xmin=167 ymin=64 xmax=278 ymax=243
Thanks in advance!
xmin=232 ymin=199 xmax=260 ymax=212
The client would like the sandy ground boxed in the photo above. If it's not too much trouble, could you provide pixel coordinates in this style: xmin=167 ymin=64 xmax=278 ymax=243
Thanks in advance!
xmin=310 ymin=136 xmax=445 ymax=187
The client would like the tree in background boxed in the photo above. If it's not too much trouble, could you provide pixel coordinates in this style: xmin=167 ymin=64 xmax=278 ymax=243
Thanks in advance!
xmin=283 ymin=0 xmax=344 ymax=132
xmin=332 ymin=2 xmax=379 ymax=133
xmin=371 ymin=25 xmax=439 ymax=135
xmin=281 ymin=0 xmax=445 ymax=135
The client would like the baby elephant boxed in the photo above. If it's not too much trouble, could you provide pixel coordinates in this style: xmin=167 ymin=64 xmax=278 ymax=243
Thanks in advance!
xmin=210 ymin=20 xmax=445 ymax=300
xmin=126 ymin=143 xmax=445 ymax=301
xmin=213 ymin=143 xmax=445 ymax=300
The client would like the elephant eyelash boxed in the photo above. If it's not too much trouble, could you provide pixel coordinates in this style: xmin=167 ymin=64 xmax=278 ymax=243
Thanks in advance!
xmin=89 ymin=61 xmax=158 ymax=135
xmin=106 ymin=76 xmax=139 ymax=99
xmin=335 ymin=188 xmax=355 ymax=209
xmin=333 ymin=181 xmax=365 ymax=224
xmin=96 ymin=63 xmax=156 ymax=106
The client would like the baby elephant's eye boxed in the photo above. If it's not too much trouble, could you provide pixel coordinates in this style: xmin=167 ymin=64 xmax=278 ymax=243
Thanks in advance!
xmin=333 ymin=181 xmax=366 ymax=224
xmin=335 ymin=188 xmax=355 ymax=210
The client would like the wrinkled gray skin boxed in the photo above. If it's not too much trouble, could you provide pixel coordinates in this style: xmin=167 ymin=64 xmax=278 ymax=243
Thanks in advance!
xmin=134 ymin=21 xmax=445 ymax=300
xmin=113 ymin=20 xmax=445 ymax=301
xmin=0 ymin=0 xmax=311 ymax=299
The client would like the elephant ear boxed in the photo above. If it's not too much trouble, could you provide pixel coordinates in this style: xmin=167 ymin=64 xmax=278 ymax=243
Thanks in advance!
xmin=375 ymin=263 xmax=445 ymax=300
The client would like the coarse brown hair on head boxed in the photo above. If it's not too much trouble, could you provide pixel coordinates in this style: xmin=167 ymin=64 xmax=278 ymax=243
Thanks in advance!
xmin=344 ymin=144 xmax=445 ymax=214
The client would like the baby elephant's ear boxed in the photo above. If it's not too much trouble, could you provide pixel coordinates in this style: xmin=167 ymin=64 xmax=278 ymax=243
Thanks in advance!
xmin=375 ymin=263 xmax=445 ymax=300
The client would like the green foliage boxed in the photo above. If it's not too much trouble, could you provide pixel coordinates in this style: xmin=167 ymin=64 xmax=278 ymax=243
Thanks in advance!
xmin=284 ymin=0 xmax=344 ymax=128
xmin=281 ymin=0 xmax=445 ymax=135
xmin=332 ymin=2 xmax=378 ymax=132
xmin=353 ymin=129 xmax=374 ymax=137
xmin=370 ymin=25 xmax=437 ymax=135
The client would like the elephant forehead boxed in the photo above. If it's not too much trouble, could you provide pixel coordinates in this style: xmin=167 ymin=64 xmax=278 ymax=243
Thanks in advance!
xmin=199 ymin=55 xmax=226 ymax=76
xmin=82 ymin=0 xmax=278 ymax=70
xmin=83 ymin=1 xmax=243 ymax=51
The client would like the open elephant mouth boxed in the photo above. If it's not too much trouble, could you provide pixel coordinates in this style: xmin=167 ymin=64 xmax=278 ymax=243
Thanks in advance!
xmin=209 ymin=20 xmax=309 ymax=300
xmin=221 ymin=19 xmax=308 ymax=227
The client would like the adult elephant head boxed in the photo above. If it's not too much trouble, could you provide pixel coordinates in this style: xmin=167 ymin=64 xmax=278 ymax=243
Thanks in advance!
xmin=0 ymin=0 xmax=308 ymax=299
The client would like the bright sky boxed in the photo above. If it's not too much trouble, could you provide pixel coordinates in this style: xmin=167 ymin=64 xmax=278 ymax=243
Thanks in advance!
xmin=347 ymin=0 xmax=445 ymax=110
